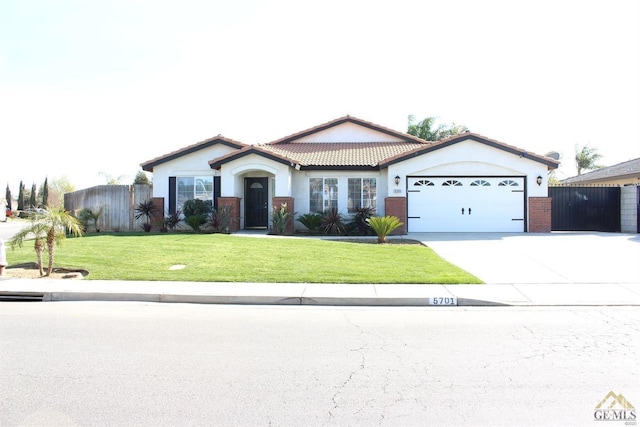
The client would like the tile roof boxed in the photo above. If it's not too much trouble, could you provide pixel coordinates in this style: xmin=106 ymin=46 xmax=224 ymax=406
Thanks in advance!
xmin=260 ymin=142 xmax=426 ymax=167
xmin=561 ymin=157 xmax=640 ymax=183
xmin=141 ymin=135 xmax=247 ymax=172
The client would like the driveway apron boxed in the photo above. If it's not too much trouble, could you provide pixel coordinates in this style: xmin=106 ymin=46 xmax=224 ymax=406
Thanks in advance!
xmin=410 ymin=232 xmax=640 ymax=284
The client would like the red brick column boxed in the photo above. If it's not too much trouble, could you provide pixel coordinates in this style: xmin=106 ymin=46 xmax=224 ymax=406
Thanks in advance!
xmin=151 ymin=197 xmax=164 ymax=230
xmin=217 ymin=197 xmax=241 ymax=233
xmin=385 ymin=197 xmax=407 ymax=235
xmin=529 ymin=197 xmax=552 ymax=233
xmin=272 ymin=197 xmax=295 ymax=235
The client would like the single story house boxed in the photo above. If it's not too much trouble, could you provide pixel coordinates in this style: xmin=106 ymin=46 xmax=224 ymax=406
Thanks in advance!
xmin=141 ymin=116 xmax=559 ymax=233
xmin=561 ymin=158 xmax=640 ymax=186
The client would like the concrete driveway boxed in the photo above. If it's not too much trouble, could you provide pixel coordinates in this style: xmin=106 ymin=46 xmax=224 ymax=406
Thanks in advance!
xmin=0 ymin=220 xmax=26 ymax=242
xmin=410 ymin=232 xmax=640 ymax=284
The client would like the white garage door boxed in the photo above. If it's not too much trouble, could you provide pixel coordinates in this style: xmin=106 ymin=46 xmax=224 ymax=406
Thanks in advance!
xmin=407 ymin=177 xmax=525 ymax=232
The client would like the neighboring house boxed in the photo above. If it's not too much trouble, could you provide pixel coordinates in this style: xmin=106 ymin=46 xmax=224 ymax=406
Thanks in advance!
xmin=141 ymin=116 xmax=559 ymax=233
xmin=560 ymin=158 xmax=640 ymax=186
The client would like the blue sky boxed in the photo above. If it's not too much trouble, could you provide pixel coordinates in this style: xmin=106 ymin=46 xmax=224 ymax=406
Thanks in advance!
xmin=1 ymin=0 xmax=639 ymax=194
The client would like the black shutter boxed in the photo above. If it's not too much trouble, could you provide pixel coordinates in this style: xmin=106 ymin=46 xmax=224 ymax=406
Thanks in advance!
xmin=168 ymin=176 xmax=176 ymax=214
xmin=214 ymin=176 xmax=221 ymax=210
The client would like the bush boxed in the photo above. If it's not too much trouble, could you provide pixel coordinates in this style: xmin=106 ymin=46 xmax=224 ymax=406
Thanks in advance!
xmin=347 ymin=206 xmax=376 ymax=235
xmin=320 ymin=208 xmax=346 ymax=235
xmin=134 ymin=200 xmax=158 ymax=232
xmin=211 ymin=205 xmax=236 ymax=233
xmin=297 ymin=213 xmax=322 ymax=235
xmin=163 ymin=208 xmax=182 ymax=231
xmin=271 ymin=203 xmax=296 ymax=235
xmin=183 ymin=199 xmax=211 ymax=218
xmin=185 ymin=214 xmax=208 ymax=232
xmin=367 ymin=216 xmax=404 ymax=243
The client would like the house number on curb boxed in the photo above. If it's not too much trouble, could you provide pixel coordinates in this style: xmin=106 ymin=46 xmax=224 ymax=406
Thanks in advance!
xmin=428 ymin=297 xmax=457 ymax=306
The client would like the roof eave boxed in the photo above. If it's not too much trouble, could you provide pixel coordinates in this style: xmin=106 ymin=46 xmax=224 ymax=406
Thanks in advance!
xmin=380 ymin=134 xmax=560 ymax=169
xmin=141 ymin=137 xmax=247 ymax=172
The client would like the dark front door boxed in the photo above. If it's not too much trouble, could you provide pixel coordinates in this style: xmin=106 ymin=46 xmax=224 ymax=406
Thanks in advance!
xmin=245 ymin=178 xmax=269 ymax=228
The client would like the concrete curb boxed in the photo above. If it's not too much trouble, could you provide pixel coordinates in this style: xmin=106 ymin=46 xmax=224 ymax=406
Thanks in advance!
xmin=2 ymin=280 xmax=640 ymax=306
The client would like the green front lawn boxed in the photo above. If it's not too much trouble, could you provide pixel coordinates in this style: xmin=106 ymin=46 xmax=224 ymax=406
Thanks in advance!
xmin=6 ymin=233 xmax=482 ymax=284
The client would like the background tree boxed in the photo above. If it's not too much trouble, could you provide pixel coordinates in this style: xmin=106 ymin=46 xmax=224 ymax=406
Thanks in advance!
xmin=99 ymin=171 xmax=127 ymax=185
xmin=133 ymin=170 xmax=151 ymax=185
xmin=50 ymin=176 xmax=76 ymax=208
xmin=5 ymin=184 xmax=12 ymax=211
xmin=575 ymin=145 xmax=603 ymax=176
xmin=407 ymin=115 xmax=468 ymax=141
xmin=42 ymin=177 xmax=49 ymax=207
xmin=29 ymin=183 xmax=37 ymax=208
xmin=17 ymin=181 xmax=24 ymax=210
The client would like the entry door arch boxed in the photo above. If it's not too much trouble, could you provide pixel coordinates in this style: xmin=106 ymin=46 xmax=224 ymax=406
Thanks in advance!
xmin=245 ymin=177 xmax=269 ymax=228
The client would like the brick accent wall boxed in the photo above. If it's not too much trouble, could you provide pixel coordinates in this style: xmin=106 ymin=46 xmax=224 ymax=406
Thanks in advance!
xmin=529 ymin=197 xmax=552 ymax=233
xmin=150 ymin=197 xmax=164 ymax=230
xmin=217 ymin=197 xmax=241 ymax=233
xmin=385 ymin=197 xmax=407 ymax=235
xmin=272 ymin=197 xmax=295 ymax=235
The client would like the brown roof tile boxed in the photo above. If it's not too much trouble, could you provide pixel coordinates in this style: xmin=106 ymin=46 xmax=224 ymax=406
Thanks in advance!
xmin=261 ymin=142 xmax=424 ymax=167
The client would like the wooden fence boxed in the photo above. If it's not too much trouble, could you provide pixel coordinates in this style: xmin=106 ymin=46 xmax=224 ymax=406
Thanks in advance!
xmin=64 ymin=185 xmax=154 ymax=231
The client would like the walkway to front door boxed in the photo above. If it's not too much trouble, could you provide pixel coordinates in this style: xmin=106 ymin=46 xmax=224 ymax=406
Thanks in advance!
xmin=245 ymin=177 xmax=268 ymax=228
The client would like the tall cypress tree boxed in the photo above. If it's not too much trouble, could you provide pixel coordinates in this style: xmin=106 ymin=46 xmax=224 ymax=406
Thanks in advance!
xmin=17 ymin=181 xmax=24 ymax=211
xmin=5 ymin=184 xmax=11 ymax=211
xmin=42 ymin=177 xmax=49 ymax=207
xmin=30 ymin=183 xmax=37 ymax=208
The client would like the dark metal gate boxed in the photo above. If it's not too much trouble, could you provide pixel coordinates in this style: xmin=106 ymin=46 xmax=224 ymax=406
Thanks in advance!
xmin=550 ymin=186 xmax=621 ymax=232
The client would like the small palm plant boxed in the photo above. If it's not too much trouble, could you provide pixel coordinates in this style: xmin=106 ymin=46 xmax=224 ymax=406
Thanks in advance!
xmin=135 ymin=200 xmax=159 ymax=232
xmin=9 ymin=207 xmax=83 ymax=276
xmin=366 ymin=215 xmax=404 ymax=244
xmin=297 ymin=213 xmax=322 ymax=235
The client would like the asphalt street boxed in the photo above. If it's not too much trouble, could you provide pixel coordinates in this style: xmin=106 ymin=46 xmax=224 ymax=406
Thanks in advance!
xmin=1 ymin=302 xmax=638 ymax=426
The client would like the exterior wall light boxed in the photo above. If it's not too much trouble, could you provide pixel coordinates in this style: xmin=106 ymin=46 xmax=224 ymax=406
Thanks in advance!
xmin=394 ymin=175 xmax=401 ymax=186
xmin=536 ymin=175 xmax=543 ymax=186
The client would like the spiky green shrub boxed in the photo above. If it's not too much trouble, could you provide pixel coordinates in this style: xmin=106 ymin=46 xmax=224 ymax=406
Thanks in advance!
xmin=320 ymin=208 xmax=346 ymax=235
xmin=135 ymin=200 xmax=159 ymax=232
xmin=185 ymin=214 xmax=207 ymax=232
xmin=271 ymin=203 xmax=296 ymax=235
xmin=211 ymin=205 xmax=237 ymax=233
xmin=297 ymin=213 xmax=322 ymax=235
xmin=347 ymin=206 xmax=376 ymax=235
xmin=366 ymin=215 xmax=404 ymax=243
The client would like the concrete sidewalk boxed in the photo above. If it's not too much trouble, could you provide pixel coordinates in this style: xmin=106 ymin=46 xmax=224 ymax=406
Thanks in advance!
xmin=1 ymin=231 xmax=639 ymax=306
xmin=1 ymin=278 xmax=640 ymax=306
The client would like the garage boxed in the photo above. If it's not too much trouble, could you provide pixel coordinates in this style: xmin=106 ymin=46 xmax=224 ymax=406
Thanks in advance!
xmin=407 ymin=176 xmax=526 ymax=232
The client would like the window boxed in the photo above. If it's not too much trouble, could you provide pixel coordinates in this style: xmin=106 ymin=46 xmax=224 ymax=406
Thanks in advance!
xmin=471 ymin=179 xmax=491 ymax=186
xmin=309 ymin=178 xmax=338 ymax=213
xmin=177 ymin=176 xmax=213 ymax=211
xmin=348 ymin=178 xmax=376 ymax=213
xmin=443 ymin=179 xmax=463 ymax=186
xmin=414 ymin=179 xmax=434 ymax=186
xmin=498 ymin=179 xmax=519 ymax=187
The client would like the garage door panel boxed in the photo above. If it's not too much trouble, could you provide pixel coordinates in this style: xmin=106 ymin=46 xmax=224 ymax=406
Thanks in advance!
xmin=408 ymin=176 xmax=525 ymax=232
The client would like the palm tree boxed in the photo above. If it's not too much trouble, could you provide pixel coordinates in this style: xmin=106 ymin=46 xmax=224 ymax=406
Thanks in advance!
xmin=407 ymin=115 xmax=468 ymax=141
xmin=575 ymin=145 xmax=603 ymax=175
xmin=9 ymin=207 xmax=83 ymax=276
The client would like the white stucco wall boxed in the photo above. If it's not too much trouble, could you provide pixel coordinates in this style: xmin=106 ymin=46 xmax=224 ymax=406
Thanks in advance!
xmin=387 ymin=140 xmax=551 ymax=198
xmin=292 ymin=170 xmax=387 ymax=217
xmin=291 ymin=122 xmax=403 ymax=143
xmin=150 ymin=144 xmax=237 ymax=213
